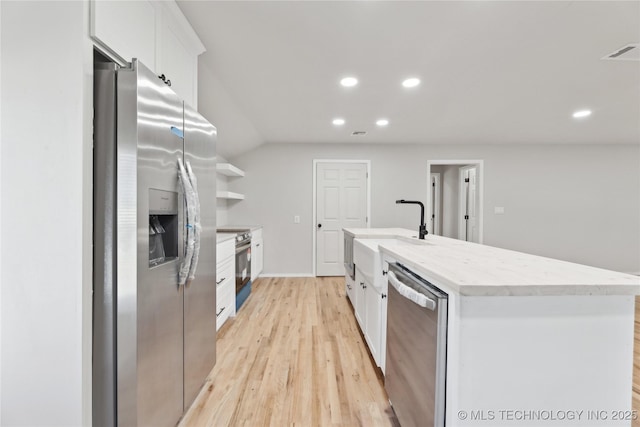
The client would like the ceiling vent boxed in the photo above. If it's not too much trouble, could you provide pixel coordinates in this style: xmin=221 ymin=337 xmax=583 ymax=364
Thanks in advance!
xmin=602 ymin=44 xmax=639 ymax=61
xmin=351 ymin=131 xmax=367 ymax=136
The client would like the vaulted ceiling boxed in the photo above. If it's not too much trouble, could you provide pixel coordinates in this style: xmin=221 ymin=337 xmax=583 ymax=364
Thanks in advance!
xmin=178 ymin=1 xmax=640 ymax=159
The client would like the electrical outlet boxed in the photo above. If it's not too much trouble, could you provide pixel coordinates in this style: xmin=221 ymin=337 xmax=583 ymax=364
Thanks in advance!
xmin=294 ymin=215 xmax=300 ymax=224
xmin=494 ymin=207 xmax=505 ymax=214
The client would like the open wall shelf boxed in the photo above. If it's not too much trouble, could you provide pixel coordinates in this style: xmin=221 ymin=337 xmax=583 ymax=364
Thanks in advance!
xmin=216 ymin=191 xmax=245 ymax=200
xmin=216 ymin=163 xmax=245 ymax=177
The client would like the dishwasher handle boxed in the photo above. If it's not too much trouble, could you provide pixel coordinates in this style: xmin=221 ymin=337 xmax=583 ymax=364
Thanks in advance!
xmin=388 ymin=271 xmax=436 ymax=310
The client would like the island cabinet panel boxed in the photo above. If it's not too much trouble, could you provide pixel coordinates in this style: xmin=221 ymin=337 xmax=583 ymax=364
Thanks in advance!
xmin=450 ymin=294 xmax=635 ymax=427
xmin=633 ymin=296 xmax=640 ymax=412
xmin=345 ymin=227 xmax=640 ymax=427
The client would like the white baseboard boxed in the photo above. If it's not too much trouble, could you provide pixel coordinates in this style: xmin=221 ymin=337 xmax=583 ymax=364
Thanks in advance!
xmin=259 ymin=273 xmax=315 ymax=278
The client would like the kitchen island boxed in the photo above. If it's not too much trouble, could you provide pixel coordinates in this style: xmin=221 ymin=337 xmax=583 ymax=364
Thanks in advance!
xmin=344 ymin=228 xmax=640 ymax=427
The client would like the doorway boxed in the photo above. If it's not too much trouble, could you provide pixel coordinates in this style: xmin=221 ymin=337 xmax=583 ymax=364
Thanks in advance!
xmin=459 ymin=165 xmax=479 ymax=242
xmin=313 ymin=160 xmax=370 ymax=276
xmin=427 ymin=160 xmax=483 ymax=243
xmin=430 ymin=173 xmax=442 ymax=235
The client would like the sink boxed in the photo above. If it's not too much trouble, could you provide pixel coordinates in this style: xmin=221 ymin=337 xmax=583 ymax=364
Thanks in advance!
xmin=353 ymin=239 xmax=398 ymax=290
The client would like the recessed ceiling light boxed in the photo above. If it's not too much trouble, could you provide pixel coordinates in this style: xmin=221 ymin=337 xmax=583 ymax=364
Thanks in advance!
xmin=332 ymin=118 xmax=345 ymax=126
xmin=376 ymin=119 xmax=389 ymax=126
xmin=572 ymin=109 xmax=592 ymax=118
xmin=402 ymin=78 xmax=421 ymax=88
xmin=340 ymin=77 xmax=358 ymax=87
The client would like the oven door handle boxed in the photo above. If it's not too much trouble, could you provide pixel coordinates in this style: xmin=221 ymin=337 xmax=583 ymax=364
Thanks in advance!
xmin=235 ymin=242 xmax=251 ymax=253
xmin=388 ymin=271 xmax=436 ymax=310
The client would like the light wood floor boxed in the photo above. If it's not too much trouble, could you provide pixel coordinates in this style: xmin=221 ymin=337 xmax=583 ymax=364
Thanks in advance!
xmin=181 ymin=278 xmax=640 ymax=426
xmin=180 ymin=277 xmax=398 ymax=427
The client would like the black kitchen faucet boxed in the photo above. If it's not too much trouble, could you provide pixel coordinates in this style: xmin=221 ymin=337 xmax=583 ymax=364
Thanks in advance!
xmin=395 ymin=200 xmax=428 ymax=239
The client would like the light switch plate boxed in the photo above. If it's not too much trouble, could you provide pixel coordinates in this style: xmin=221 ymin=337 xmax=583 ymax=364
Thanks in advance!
xmin=494 ymin=207 xmax=505 ymax=214
xmin=294 ymin=215 xmax=300 ymax=223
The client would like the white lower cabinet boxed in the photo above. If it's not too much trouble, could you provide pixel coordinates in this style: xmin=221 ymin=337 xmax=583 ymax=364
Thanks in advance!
xmin=364 ymin=282 xmax=382 ymax=366
xmin=380 ymin=283 xmax=388 ymax=373
xmin=345 ymin=271 xmax=356 ymax=304
xmin=354 ymin=268 xmax=367 ymax=332
xmin=250 ymin=228 xmax=263 ymax=281
xmin=352 ymin=266 xmax=387 ymax=373
xmin=216 ymin=238 xmax=235 ymax=330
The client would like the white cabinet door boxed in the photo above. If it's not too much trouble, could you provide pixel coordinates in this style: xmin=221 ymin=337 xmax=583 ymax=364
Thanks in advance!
xmin=345 ymin=272 xmax=356 ymax=305
xmin=354 ymin=269 xmax=367 ymax=332
xmin=365 ymin=283 xmax=382 ymax=367
xmin=92 ymin=1 xmax=203 ymax=108
xmin=250 ymin=228 xmax=263 ymax=281
xmin=250 ymin=238 xmax=263 ymax=281
xmin=254 ymin=239 xmax=263 ymax=278
xmin=157 ymin=20 xmax=197 ymax=108
xmin=91 ymin=0 xmax=156 ymax=69
xmin=380 ymin=284 xmax=388 ymax=374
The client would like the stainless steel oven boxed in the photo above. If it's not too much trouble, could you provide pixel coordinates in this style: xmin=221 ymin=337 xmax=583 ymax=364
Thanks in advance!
xmin=235 ymin=232 xmax=251 ymax=295
xmin=385 ymin=262 xmax=448 ymax=427
xmin=230 ymin=231 xmax=252 ymax=312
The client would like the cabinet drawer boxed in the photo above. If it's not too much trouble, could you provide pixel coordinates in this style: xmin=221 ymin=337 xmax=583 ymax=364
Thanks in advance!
xmin=216 ymin=273 xmax=234 ymax=293
xmin=216 ymin=280 xmax=235 ymax=330
xmin=217 ymin=239 xmax=235 ymax=263
xmin=216 ymin=256 xmax=234 ymax=287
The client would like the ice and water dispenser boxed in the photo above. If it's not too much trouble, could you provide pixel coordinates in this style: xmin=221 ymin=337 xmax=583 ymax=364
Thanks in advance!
xmin=149 ymin=189 xmax=178 ymax=267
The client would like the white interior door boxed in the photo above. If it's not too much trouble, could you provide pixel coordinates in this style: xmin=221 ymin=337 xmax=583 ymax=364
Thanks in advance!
xmin=459 ymin=165 xmax=479 ymax=242
xmin=316 ymin=162 xmax=368 ymax=276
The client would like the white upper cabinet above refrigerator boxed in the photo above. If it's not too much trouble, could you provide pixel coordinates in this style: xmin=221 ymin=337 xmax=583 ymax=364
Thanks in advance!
xmin=91 ymin=0 xmax=156 ymax=69
xmin=91 ymin=0 xmax=205 ymax=107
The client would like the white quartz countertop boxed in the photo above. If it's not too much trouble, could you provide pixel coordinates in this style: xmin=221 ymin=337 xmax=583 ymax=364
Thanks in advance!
xmin=343 ymin=227 xmax=418 ymax=239
xmin=217 ymin=225 xmax=262 ymax=232
xmin=347 ymin=228 xmax=640 ymax=296
xmin=216 ymin=232 xmax=236 ymax=243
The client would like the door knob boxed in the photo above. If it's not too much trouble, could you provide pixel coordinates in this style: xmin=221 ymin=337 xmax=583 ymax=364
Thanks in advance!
xmin=317 ymin=224 xmax=322 ymax=228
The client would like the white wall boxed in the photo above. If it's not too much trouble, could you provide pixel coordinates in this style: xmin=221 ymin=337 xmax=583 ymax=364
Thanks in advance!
xmin=197 ymin=61 xmax=263 ymax=160
xmin=1 ymin=2 xmax=91 ymax=425
xmin=227 ymin=143 xmax=640 ymax=276
xmin=216 ymin=155 xmax=230 ymax=226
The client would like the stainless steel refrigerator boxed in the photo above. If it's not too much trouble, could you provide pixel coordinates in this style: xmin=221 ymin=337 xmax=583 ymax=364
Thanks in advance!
xmin=93 ymin=57 xmax=217 ymax=427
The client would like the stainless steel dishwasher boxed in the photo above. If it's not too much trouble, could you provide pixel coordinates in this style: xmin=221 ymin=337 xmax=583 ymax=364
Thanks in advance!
xmin=385 ymin=262 xmax=448 ymax=427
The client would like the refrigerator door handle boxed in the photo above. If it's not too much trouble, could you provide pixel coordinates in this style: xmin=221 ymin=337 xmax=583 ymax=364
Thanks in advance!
xmin=185 ymin=160 xmax=201 ymax=283
xmin=178 ymin=158 xmax=196 ymax=286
